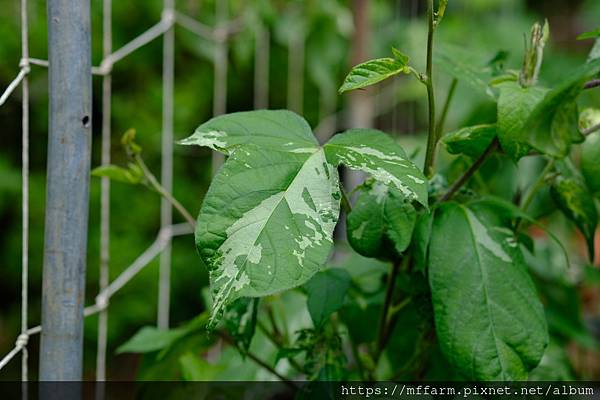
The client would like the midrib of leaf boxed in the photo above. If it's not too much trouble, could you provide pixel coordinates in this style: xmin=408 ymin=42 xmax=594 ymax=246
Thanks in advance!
xmin=461 ymin=206 xmax=508 ymax=379
xmin=210 ymin=148 xmax=333 ymax=325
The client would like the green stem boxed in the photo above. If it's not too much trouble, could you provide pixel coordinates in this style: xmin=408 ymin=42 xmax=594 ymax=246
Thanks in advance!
xmin=439 ymin=138 xmax=499 ymax=203
xmin=257 ymin=320 xmax=303 ymax=373
xmin=517 ymin=158 xmax=555 ymax=228
xmin=582 ymin=122 xmax=600 ymax=136
xmin=435 ymin=78 xmax=458 ymax=140
xmin=135 ymin=154 xmax=197 ymax=229
xmin=375 ymin=260 xmax=401 ymax=360
xmin=340 ymin=185 xmax=353 ymax=214
xmin=217 ymin=331 xmax=297 ymax=388
xmin=423 ymin=0 xmax=437 ymax=177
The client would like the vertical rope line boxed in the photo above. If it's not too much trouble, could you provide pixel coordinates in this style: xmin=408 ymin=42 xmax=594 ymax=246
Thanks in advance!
xmin=20 ymin=0 xmax=30 ymax=384
xmin=253 ymin=22 xmax=269 ymax=109
xmin=158 ymin=0 xmax=175 ymax=330
xmin=211 ymin=0 xmax=228 ymax=174
xmin=286 ymin=6 xmax=304 ymax=114
xmin=97 ymin=0 xmax=112 ymax=383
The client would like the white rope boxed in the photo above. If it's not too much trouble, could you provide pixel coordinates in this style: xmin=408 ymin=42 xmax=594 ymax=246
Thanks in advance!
xmin=0 ymin=224 xmax=193 ymax=372
xmin=0 ymin=0 xmax=248 ymax=379
xmin=96 ymin=0 xmax=112 ymax=384
xmin=253 ymin=22 xmax=269 ymax=109
xmin=211 ymin=0 xmax=229 ymax=173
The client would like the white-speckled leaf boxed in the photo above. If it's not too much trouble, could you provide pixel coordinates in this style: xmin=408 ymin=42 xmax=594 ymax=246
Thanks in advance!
xmin=324 ymin=129 xmax=428 ymax=207
xmin=197 ymin=145 xmax=340 ymax=327
xmin=179 ymin=110 xmax=319 ymax=154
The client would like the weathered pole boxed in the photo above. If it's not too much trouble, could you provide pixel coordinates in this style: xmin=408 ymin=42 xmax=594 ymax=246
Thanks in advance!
xmin=40 ymin=0 xmax=92 ymax=381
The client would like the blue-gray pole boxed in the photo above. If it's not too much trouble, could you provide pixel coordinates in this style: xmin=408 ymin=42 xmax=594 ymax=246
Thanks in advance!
xmin=39 ymin=0 xmax=92 ymax=381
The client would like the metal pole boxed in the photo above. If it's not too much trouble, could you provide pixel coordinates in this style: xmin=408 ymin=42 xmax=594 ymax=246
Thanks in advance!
xmin=158 ymin=0 xmax=175 ymax=330
xmin=40 ymin=0 xmax=92 ymax=381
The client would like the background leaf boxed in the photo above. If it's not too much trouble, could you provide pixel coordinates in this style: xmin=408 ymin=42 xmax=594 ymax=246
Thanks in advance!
xmin=304 ymin=268 xmax=351 ymax=328
xmin=223 ymin=297 xmax=259 ymax=353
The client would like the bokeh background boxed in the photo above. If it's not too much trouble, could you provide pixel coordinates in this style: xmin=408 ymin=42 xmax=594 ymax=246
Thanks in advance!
xmin=0 ymin=0 xmax=599 ymax=380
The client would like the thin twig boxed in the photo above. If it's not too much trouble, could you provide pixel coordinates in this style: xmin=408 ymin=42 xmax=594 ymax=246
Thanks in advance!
xmin=582 ymin=122 xmax=600 ymax=137
xmin=375 ymin=260 xmax=401 ymax=360
xmin=435 ymin=78 xmax=458 ymax=140
xmin=134 ymin=154 xmax=196 ymax=229
xmin=439 ymin=138 xmax=499 ymax=203
xmin=217 ymin=331 xmax=297 ymax=389
xmin=340 ymin=185 xmax=352 ymax=214
xmin=515 ymin=158 xmax=555 ymax=232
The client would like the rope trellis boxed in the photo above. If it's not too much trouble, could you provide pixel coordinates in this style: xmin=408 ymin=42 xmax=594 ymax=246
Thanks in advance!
xmin=0 ymin=0 xmax=270 ymax=381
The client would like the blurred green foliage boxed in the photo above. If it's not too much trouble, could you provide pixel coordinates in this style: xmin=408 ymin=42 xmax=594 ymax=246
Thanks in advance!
xmin=0 ymin=0 xmax=598 ymax=381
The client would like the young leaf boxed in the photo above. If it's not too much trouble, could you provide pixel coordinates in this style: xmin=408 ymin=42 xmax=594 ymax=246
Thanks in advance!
xmin=223 ymin=297 xmax=259 ymax=353
xmin=428 ymin=203 xmax=548 ymax=380
xmin=324 ymin=129 xmax=428 ymax=207
xmin=496 ymin=81 xmax=547 ymax=160
xmin=521 ymin=58 xmax=600 ymax=158
xmin=338 ymin=57 xmax=409 ymax=94
xmin=346 ymin=181 xmax=416 ymax=258
xmin=582 ymin=131 xmax=600 ymax=195
xmin=304 ymin=268 xmax=351 ymax=328
xmin=550 ymin=175 xmax=598 ymax=260
xmin=520 ymin=20 xmax=549 ymax=87
xmin=442 ymin=124 xmax=496 ymax=158
xmin=577 ymin=27 xmax=600 ymax=40
xmin=91 ymin=164 xmax=143 ymax=185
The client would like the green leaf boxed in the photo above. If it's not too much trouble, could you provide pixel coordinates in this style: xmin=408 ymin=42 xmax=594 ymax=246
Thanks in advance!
xmin=582 ymin=131 xmax=600 ymax=196
xmin=179 ymin=109 xmax=318 ymax=154
xmin=324 ymin=129 xmax=428 ymax=207
xmin=91 ymin=164 xmax=143 ymax=185
xmin=412 ymin=212 xmax=434 ymax=274
xmin=197 ymin=145 xmax=340 ymax=328
xmin=550 ymin=175 xmax=598 ymax=260
xmin=521 ymin=58 xmax=600 ymax=157
xmin=391 ymin=47 xmax=409 ymax=64
xmin=304 ymin=268 xmax=351 ymax=328
xmin=117 ymin=326 xmax=188 ymax=354
xmin=346 ymin=181 xmax=416 ymax=258
xmin=496 ymin=81 xmax=547 ymax=160
xmin=577 ymin=27 xmax=600 ymax=40
xmin=428 ymin=203 xmax=548 ymax=380
xmin=186 ymin=112 xmax=427 ymax=327
xmin=339 ymin=57 xmax=409 ymax=94
xmin=442 ymin=124 xmax=496 ymax=158
xmin=223 ymin=297 xmax=259 ymax=353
